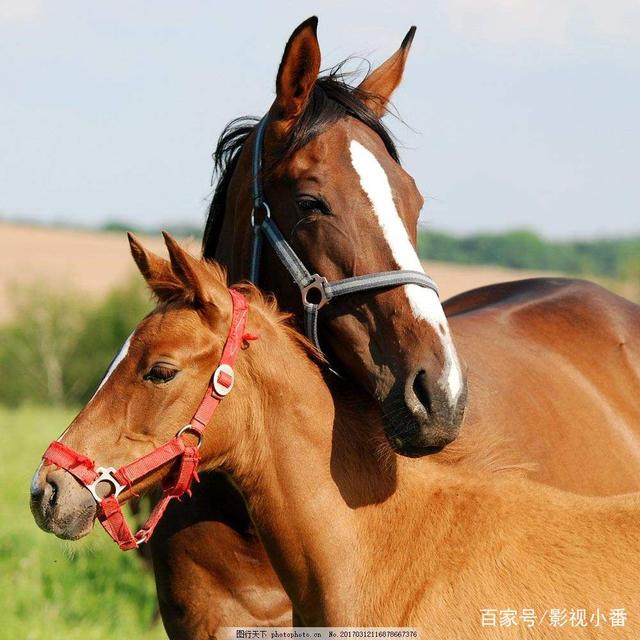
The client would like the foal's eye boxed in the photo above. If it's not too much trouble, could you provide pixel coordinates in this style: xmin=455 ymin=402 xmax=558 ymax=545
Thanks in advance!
xmin=295 ymin=195 xmax=332 ymax=217
xmin=144 ymin=365 xmax=178 ymax=384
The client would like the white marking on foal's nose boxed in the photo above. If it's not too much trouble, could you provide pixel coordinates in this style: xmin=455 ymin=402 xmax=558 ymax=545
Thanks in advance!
xmin=349 ymin=140 xmax=462 ymax=402
xmin=89 ymin=333 xmax=133 ymax=401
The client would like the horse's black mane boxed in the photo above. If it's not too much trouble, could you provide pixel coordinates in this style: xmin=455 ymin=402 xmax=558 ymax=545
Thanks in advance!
xmin=202 ymin=62 xmax=400 ymax=257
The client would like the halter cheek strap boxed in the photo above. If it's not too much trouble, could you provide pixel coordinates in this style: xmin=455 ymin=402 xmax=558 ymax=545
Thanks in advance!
xmin=41 ymin=288 xmax=251 ymax=551
xmin=248 ymin=115 xmax=439 ymax=355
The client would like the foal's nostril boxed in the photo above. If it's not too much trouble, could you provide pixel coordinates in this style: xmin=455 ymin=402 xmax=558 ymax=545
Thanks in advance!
xmin=412 ymin=370 xmax=433 ymax=414
xmin=47 ymin=478 xmax=59 ymax=508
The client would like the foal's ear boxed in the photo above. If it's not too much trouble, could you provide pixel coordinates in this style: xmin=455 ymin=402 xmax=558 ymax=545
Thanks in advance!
xmin=128 ymin=232 xmax=171 ymax=284
xmin=358 ymin=26 xmax=416 ymax=118
xmin=272 ymin=16 xmax=321 ymax=136
xmin=162 ymin=232 xmax=210 ymax=305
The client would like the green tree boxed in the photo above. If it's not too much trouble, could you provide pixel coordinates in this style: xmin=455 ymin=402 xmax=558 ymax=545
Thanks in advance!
xmin=0 ymin=278 xmax=152 ymax=406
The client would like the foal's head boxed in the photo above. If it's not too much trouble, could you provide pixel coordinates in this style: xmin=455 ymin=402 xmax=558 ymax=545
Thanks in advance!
xmin=30 ymin=234 xmax=307 ymax=541
xmin=205 ymin=18 xmax=467 ymax=454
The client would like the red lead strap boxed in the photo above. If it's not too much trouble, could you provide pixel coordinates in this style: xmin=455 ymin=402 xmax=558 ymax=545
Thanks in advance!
xmin=41 ymin=288 xmax=253 ymax=550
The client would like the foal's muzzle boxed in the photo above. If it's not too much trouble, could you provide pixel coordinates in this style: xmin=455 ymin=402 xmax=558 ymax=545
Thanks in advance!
xmin=30 ymin=464 xmax=97 ymax=540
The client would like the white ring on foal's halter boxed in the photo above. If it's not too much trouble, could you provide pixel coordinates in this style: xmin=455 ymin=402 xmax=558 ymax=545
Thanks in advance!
xmin=212 ymin=364 xmax=235 ymax=397
xmin=176 ymin=425 xmax=204 ymax=449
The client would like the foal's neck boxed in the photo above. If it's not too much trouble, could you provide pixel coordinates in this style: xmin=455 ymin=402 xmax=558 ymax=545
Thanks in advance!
xmin=218 ymin=318 xmax=389 ymax=622
xmin=221 ymin=317 xmax=459 ymax=624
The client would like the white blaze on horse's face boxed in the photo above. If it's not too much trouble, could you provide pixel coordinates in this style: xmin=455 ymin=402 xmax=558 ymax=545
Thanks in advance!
xmin=90 ymin=334 xmax=133 ymax=400
xmin=349 ymin=140 xmax=463 ymax=403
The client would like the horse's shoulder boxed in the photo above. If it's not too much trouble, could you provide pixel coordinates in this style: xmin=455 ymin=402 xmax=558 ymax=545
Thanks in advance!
xmin=445 ymin=277 xmax=635 ymax=319
xmin=445 ymin=277 xmax=640 ymax=348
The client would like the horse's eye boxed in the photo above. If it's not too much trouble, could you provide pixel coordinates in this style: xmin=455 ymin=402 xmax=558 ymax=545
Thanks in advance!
xmin=295 ymin=195 xmax=332 ymax=217
xmin=144 ymin=365 xmax=178 ymax=384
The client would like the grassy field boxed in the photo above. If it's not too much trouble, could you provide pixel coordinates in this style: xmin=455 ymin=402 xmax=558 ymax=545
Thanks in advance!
xmin=0 ymin=406 xmax=167 ymax=640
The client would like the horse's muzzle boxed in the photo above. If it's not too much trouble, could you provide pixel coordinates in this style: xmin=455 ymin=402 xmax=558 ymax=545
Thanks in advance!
xmin=382 ymin=371 xmax=468 ymax=456
xmin=30 ymin=464 xmax=96 ymax=540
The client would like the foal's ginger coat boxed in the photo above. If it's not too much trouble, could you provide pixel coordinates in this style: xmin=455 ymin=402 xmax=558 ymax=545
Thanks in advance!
xmin=58 ymin=236 xmax=640 ymax=638
xmin=148 ymin=241 xmax=639 ymax=636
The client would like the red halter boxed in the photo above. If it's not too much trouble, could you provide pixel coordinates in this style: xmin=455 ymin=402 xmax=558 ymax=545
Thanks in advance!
xmin=41 ymin=288 xmax=253 ymax=550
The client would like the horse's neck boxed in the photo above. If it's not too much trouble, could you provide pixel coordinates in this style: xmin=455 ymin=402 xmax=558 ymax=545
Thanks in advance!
xmin=224 ymin=339 xmax=355 ymax=620
xmin=227 ymin=333 xmax=500 ymax=624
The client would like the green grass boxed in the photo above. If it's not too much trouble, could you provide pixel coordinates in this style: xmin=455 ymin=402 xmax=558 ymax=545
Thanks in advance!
xmin=0 ymin=406 xmax=167 ymax=640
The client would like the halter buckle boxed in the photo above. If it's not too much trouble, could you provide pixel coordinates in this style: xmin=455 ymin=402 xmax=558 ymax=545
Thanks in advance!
xmin=212 ymin=363 xmax=235 ymax=397
xmin=302 ymin=274 xmax=330 ymax=309
xmin=86 ymin=467 xmax=126 ymax=504
xmin=251 ymin=202 xmax=271 ymax=228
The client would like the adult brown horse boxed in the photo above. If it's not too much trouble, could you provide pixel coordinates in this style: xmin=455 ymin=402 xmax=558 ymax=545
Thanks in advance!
xmin=31 ymin=16 xmax=640 ymax=639
xmin=32 ymin=237 xmax=640 ymax=636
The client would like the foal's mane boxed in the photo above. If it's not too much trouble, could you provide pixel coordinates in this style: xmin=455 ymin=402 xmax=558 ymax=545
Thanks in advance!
xmin=147 ymin=258 xmax=321 ymax=362
xmin=232 ymin=279 xmax=323 ymax=362
xmin=202 ymin=61 xmax=400 ymax=257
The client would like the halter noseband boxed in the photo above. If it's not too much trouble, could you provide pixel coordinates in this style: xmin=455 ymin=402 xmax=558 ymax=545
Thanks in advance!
xmin=248 ymin=114 xmax=439 ymax=352
xmin=40 ymin=288 xmax=251 ymax=550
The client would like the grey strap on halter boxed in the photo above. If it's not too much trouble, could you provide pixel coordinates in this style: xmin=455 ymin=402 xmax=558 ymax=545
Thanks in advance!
xmin=248 ymin=115 xmax=440 ymax=353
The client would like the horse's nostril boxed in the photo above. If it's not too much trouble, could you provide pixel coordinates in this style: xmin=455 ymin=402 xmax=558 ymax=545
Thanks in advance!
xmin=412 ymin=370 xmax=432 ymax=414
xmin=47 ymin=479 xmax=59 ymax=508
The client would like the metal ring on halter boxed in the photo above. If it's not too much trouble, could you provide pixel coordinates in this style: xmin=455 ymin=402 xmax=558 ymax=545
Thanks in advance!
xmin=302 ymin=274 xmax=330 ymax=309
xmin=176 ymin=425 xmax=204 ymax=449
xmin=86 ymin=467 xmax=127 ymax=503
xmin=251 ymin=202 xmax=271 ymax=228
xmin=134 ymin=529 xmax=151 ymax=545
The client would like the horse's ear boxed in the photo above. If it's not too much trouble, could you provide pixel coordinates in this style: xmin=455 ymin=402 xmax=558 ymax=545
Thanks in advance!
xmin=272 ymin=16 xmax=321 ymax=136
xmin=162 ymin=232 xmax=208 ymax=305
xmin=128 ymin=232 xmax=171 ymax=285
xmin=358 ymin=26 xmax=416 ymax=118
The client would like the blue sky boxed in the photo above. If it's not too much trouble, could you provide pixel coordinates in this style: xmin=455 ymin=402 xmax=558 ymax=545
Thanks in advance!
xmin=1 ymin=0 xmax=639 ymax=238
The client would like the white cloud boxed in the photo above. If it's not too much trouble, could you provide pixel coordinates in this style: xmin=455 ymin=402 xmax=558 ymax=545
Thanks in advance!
xmin=439 ymin=0 xmax=640 ymax=48
xmin=0 ymin=0 xmax=44 ymax=24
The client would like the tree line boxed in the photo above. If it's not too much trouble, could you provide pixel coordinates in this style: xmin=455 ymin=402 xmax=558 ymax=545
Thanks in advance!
xmin=418 ymin=229 xmax=640 ymax=281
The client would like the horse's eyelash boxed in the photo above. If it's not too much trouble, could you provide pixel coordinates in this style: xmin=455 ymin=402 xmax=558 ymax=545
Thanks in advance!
xmin=298 ymin=198 xmax=332 ymax=215
xmin=144 ymin=366 xmax=177 ymax=382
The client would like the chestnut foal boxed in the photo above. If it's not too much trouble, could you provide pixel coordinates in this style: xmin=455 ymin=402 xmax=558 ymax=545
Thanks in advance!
xmin=33 ymin=236 xmax=640 ymax=637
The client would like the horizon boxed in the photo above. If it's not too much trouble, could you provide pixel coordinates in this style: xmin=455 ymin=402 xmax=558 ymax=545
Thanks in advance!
xmin=3 ymin=215 xmax=640 ymax=244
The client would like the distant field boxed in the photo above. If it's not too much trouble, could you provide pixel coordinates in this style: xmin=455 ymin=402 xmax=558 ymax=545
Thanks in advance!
xmin=0 ymin=223 xmax=198 ymax=321
xmin=0 ymin=405 xmax=167 ymax=640
xmin=0 ymin=223 xmax=565 ymax=321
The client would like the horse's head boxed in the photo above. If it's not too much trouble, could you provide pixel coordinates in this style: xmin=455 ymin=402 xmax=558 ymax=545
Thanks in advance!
xmin=206 ymin=18 xmax=467 ymax=454
xmin=30 ymin=234 xmax=258 ymax=541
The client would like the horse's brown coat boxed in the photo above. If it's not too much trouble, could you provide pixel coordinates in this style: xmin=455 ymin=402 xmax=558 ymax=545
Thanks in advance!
xmin=39 ymin=242 xmax=640 ymax=637
xmin=448 ymin=278 xmax=640 ymax=497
